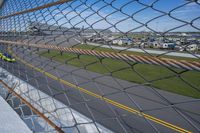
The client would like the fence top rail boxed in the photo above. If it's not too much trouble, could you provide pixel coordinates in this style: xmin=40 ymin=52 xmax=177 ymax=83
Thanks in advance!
xmin=0 ymin=0 xmax=71 ymax=19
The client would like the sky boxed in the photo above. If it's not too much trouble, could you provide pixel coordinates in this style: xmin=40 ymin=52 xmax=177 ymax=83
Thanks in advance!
xmin=1 ymin=0 xmax=200 ymax=32
xmin=49 ymin=0 xmax=200 ymax=32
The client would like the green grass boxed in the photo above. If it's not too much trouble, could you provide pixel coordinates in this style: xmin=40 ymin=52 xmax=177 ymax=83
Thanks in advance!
xmin=39 ymin=45 xmax=200 ymax=98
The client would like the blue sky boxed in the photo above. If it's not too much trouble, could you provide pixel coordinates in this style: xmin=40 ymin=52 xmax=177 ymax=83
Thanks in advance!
xmin=1 ymin=0 xmax=200 ymax=32
xmin=48 ymin=0 xmax=200 ymax=32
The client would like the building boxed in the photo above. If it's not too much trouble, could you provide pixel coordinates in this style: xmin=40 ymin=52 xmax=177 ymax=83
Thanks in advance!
xmin=28 ymin=21 xmax=112 ymax=36
xmin=186 ymin=44 xmax=198 ymax=51
xmin=113 ymin=38 xmax=133 ymax=45
xmin=174 ymin=45 xmax=184 ymax=51
xmin=160 ymin=43 xmax=176 ymax=49
xmin=149 ymin=41 xmax=160 ymax=48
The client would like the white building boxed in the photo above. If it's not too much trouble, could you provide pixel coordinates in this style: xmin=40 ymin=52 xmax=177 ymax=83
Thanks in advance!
xmin=175 ymin=45 xmax=184 ymax=51
xmin=113 ymin=38 xmax=133 ymax=45
xmin=160 ymin=43 xmax=169 ymax=49
xmin=160 ymin=43 xmax=176 ymax=49
xmin=149 ymin=41 xmax=160 ymax=48
xmin=186 ymin=44 xmax=198 ymax=51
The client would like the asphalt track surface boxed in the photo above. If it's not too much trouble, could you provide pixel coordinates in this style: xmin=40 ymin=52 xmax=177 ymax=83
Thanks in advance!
xmin=0 ymin=45 xmax=200 ymax=133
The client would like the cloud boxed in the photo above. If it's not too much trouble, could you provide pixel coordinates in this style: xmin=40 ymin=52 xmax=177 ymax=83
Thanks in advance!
xmin=173 ymin=2 xmax=200 ymax=14
xmin=48 ymin=1 xmax=200 ymax=32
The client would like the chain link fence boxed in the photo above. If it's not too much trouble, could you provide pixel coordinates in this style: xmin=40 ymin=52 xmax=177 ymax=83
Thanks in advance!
xmin=0 ymin=0 xmax=200 ymax=132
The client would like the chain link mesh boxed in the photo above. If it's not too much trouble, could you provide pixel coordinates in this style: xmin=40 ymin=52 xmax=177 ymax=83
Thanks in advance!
xmin=0 ymin=0 xmax=200 ymax=132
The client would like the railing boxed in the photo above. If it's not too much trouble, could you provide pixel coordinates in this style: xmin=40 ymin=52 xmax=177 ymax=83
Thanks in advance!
xmin=0 ymin=0 xmax=200 ymax=132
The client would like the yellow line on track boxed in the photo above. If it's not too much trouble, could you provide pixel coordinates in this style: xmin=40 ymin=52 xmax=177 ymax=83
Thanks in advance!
xmin=8 ymin=48 xmax=192 ymax=133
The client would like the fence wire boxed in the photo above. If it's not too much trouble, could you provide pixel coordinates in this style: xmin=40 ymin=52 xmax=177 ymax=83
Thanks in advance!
xmin=0 ymin=0 xmax=200 ymax=133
